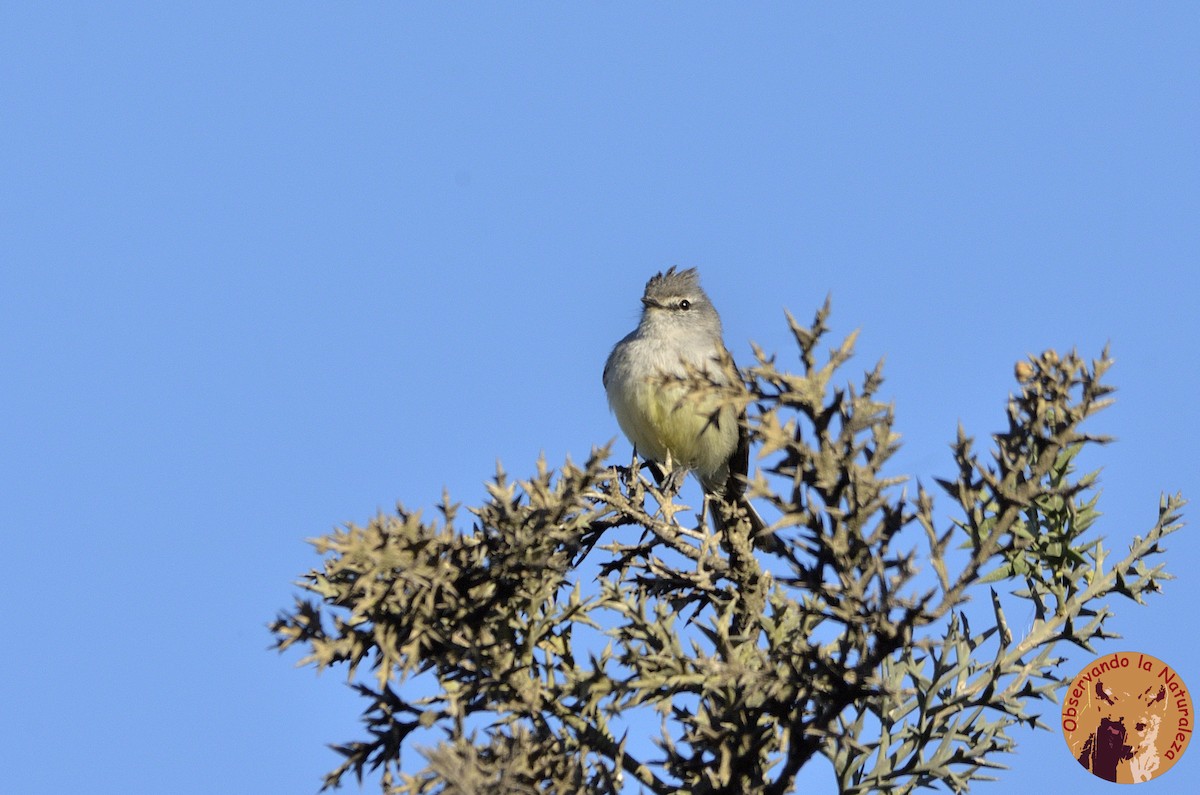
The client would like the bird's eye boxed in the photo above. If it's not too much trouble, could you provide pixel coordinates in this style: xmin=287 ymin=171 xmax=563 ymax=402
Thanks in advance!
xmin=679 ymin=299 xmax=691 ymax=310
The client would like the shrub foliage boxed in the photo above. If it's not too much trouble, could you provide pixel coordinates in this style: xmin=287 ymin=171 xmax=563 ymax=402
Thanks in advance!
xmin=272 ymin=303 xmax=1183 ymax=793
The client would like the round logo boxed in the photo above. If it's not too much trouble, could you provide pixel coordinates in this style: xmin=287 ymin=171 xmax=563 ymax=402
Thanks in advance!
xmin=1062 ymin=651 xmax=1193 ymax=783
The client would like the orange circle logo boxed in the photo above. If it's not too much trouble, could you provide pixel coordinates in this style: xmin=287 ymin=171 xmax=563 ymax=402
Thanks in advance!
xmin=1062 ymin=651 xmax=1193 ymax=783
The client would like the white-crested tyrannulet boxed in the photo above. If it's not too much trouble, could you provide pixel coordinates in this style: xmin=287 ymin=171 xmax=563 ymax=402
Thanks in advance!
xmin=603 ymin=267 xmax=766 ymax=538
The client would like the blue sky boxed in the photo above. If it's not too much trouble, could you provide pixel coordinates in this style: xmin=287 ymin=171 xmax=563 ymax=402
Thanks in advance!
xmin=3 ymin=3 xmax=1197 ymax=793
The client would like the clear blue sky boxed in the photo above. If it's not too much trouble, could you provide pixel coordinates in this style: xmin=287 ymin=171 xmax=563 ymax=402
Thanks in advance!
xmin=3 ymin=3 xmax=1197 ymax=793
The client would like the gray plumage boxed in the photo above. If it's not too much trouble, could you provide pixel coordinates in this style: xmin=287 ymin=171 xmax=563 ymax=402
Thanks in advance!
xmin=603 ymin=267 xmax=765 ymax=538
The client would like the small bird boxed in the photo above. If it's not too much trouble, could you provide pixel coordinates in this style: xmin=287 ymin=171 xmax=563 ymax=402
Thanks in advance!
xmin=603 ymin=267 xmax=766 ymax=539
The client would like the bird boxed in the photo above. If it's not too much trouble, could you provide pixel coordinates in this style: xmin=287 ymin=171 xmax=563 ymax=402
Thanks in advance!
xmin=602 ymin=266 xmax=768 ymax=543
